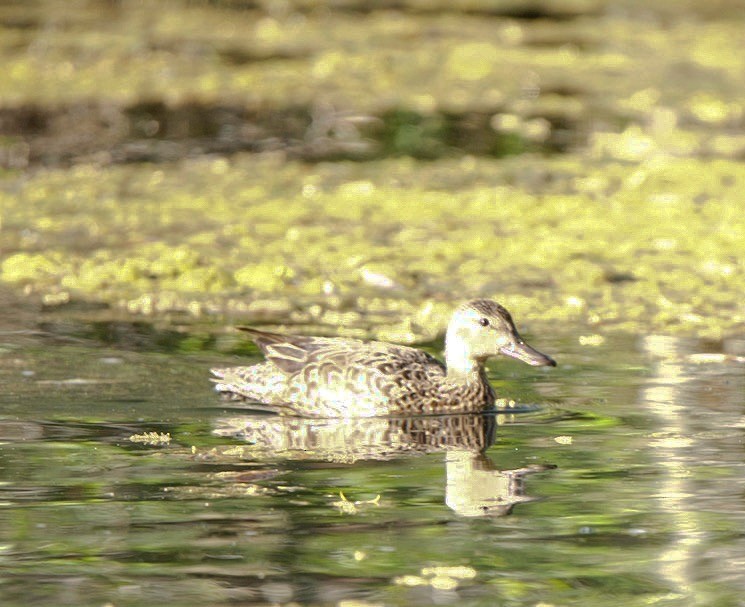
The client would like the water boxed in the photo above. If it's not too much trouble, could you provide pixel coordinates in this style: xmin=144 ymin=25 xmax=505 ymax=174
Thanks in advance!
xmin=2 ymin=304 xmax=745 ymax=606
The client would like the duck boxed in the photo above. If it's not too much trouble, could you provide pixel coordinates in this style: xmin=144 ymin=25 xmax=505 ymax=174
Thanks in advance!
xmin=211 ymin=299 xmax=556 ymax=417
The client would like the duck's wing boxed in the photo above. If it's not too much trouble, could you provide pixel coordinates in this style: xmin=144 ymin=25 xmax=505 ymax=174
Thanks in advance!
xmin=240 ymin=327 xmax=445 ymax=382
xmin=238 ymin=327 xmax=329 ymax=375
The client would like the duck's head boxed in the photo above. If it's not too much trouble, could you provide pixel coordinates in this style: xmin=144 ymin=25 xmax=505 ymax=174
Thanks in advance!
xmin=445 ymin=299 xmax=556 ymax=373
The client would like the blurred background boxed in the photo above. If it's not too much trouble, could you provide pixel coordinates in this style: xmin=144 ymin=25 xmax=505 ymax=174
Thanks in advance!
xmin=2 ymin=0 xmax=745 ymax=340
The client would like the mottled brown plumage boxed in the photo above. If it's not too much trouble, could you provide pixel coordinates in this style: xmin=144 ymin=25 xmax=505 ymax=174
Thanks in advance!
xmin=211 ymin=299 xmax=556 ymax=417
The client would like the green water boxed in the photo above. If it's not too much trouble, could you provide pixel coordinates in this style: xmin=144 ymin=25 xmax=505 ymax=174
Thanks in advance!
xmin=2 ymin=299 xmax=744 ymax=607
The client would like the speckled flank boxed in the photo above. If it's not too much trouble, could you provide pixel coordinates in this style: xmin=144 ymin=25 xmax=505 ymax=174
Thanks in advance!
xmin=211 ymin=299 xmax=555 ymax=417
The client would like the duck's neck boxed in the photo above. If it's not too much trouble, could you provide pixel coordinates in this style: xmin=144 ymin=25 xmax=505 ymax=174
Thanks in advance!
xmin=444 ymin=331 xmax=483 ymax=383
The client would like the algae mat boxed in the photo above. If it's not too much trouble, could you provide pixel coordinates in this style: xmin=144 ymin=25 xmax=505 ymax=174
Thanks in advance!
xmin=2 ymin=154 xmax=743 ymax=339
xmin=1 ymin=0 xmax=744 ymax=339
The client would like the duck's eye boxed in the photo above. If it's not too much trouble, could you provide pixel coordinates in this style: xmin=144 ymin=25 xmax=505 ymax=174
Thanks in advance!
xmin=479 ymin=317 xmax=490 ymax=327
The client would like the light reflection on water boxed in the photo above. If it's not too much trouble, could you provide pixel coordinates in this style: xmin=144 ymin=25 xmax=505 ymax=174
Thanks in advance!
xmin=639 ymin=335 xmax=745 ymax=602
xmin=1 ymin=323 xmax=745 ymax=606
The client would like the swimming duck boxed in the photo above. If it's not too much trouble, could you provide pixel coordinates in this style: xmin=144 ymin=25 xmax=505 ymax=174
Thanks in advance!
xmin=211 ymin=299 xmax=556 ymax=417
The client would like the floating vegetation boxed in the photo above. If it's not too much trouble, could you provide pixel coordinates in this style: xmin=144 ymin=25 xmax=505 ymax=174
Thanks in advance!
xmin=394 ymin=565 xmax=478 ymax=591
xmin=128 ymin=431 xmax=172 ymax=446
xmin=1 ymin=1 xmax=744 ymax=340
xmin=332 ymin=491 xmax=382 ymax=514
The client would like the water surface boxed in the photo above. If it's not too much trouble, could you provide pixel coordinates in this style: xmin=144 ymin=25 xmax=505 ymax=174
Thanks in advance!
xmin=2 ymin=303 xmax=745 ymax=607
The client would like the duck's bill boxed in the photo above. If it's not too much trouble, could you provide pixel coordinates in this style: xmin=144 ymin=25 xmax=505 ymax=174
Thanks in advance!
xmin=500 ymin=340 xmax=557 ymax=367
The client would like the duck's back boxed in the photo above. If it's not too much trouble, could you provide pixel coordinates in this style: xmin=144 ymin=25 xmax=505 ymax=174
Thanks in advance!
xmin=212 ymin=330 xmax=457 ymax=417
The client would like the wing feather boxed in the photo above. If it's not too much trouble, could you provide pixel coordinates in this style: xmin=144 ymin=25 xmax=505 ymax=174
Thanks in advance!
xmin=232 ymin=327 xmax=449 ymax=411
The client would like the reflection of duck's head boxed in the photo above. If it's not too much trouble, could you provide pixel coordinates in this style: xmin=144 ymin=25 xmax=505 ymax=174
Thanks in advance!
xmin=444 ymin=300 xmax=556 ymax=378
xmin=445 ymin=453 xmax=554 ymax=517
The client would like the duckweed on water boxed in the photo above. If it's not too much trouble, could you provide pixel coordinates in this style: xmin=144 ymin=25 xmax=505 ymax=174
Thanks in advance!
xmin=1 ymin=1 xmax=745 ymax=339
xmin=2 ymin=153 xmax=744 ymax=339
xmin=129 ymin=432 xmax=172 ymax=446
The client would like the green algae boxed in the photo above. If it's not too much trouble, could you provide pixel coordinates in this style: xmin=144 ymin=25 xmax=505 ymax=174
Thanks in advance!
xmin=1 ymin=1 xmax=745 ymax=339
xmin=2 ymin=153 xmax=744 ymax=339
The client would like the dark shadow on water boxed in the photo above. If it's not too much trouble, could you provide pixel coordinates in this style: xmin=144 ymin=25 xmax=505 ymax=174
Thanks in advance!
xmin=0 ymin=100 xmax=579 ymax=168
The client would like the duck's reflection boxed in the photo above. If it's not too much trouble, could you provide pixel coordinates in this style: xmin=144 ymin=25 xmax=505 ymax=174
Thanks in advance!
xmin=214 ymin=413 xmax=553 ymax=517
